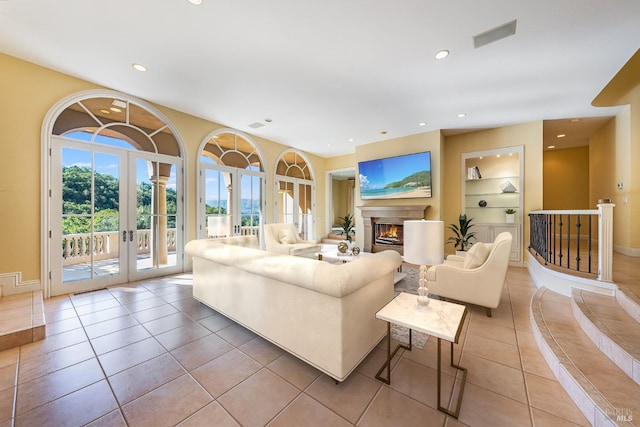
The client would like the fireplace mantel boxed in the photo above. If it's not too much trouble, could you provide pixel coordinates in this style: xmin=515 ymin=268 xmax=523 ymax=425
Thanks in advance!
xmin=358 ymin=205 xmax=430 ymax=253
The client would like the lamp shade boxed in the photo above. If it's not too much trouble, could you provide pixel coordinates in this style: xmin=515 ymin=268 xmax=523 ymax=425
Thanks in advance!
xmin=403 ymin=220 xmax=444 ymax=266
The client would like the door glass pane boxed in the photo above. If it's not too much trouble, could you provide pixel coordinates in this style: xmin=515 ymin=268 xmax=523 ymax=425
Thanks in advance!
xmin=136 ymin=159 xmax=178 ymax=271
xmin=61 ymin=148 xmax=120 ymax=283
xmin=277 ymin=181 xmax=294 ymax=225
xmin=298 ymin=183 xmax=312 ymax=240
xmin=240 ymin=174 xmax=262 ymax=237
xmin=205 ymin=168 xmax=231 ymax=237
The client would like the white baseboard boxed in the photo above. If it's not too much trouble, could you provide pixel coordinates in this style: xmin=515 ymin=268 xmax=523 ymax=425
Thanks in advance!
xmin=614 ymin=245 xmax=640 ymax=257
xmin=0 ymin=271 xmax=41 ymax=296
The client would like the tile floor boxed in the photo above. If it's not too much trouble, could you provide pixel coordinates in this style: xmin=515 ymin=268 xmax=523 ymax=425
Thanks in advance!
xmin=1 ymin=267 xmax=592 ymax=427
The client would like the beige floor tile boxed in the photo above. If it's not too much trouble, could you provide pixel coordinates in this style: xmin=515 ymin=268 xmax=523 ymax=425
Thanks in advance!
xmin=178 ymin=402 xmax=240 ymax=427
xmin=0 ymin=364 xmax=16 ymax=391
xmin=0 ymin=387 xmax=14 ymax=424
xmin=305 ymin=371 xmax=381 ymax=424
xmin=460 ymin=353 xmax=527 ymax=404
xmin=155 ymin=321 xmax=212 ymax=351
xmin=198 ymin=313 xmax=234 ymax=332
xmin=216 ymin=324 xmax=258 ymax=347
xmin=0 ymin=348 xmax=19 ymax=369
xmin=462 ymin=334 xmax=521 ymax=370
xmin=122 ymin=374 xmax=212 ymax=427
xmin=530 ymin=407 xmax=590 ymax=427
xmin=171 ymin=333 xmax=234 ymax=371
xmin=385 ymin=357 xmax=456 ymax=410
xmin=79 ymin=305 xmax=130 ymax=326
xmin=267 ymin=352 xmax=322 ymax=390
xmin=14 ymin=380 xmax=118 ymax=426
xmin=191 ymin=349 xmax=262 ymax=398
xmin=355 ymin=344 xmax=409 ymax=380
xmin=121 ymin=295 xmax=168 ymax=313
xmin=16 ymin=357 xmax=104 ymax=415
xmin=218 ymin=368 xmax=299 ymax=427
xmin=19 ymin=327 xmax=88 ymax=360
xmin=83 ymin=314 xmax=139 ymax=339
xmin=73 ymin=298 xmax=123 ymax=316
xmin=98 ymin=337 xmax=166 ymax=376
xmin=42 ymin=306 xmax=78 ymax=323
xmin=90 ymin=324 xmax=151 ymax=355
xmin=108 ymin=353 xmax=186 ymax=405
xmin=132 ymin=303 xmax=179 ymax=323
xmin=18 ymin=341 xmax=95 ymax=384
xmin=85 ymin=409 xmax=128 ymax=427
xmin=456 ymin=382 xmax=531 ymax=427
xmin=269 ymin=393 xmax=352 ymax=426
xmin=516 ymin=331 xmax=555 ymax=380
xmin=467 ymin=319 xmax=517 ymax=346
xmin=141 ymin=312 xmax=194 ymax=335
xmin=45 ymin=316 xmax=83 ymax=336
xmin=358 ymin=386 xmax=446 ymax=427
xmin=238 ymin=336 xmax=285 ymax=366
xmin=524 ymin=373 xmax=590 ymax=426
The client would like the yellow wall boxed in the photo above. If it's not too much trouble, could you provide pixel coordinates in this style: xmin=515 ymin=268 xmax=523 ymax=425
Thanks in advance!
xmin=0 ymin=53 xmax=325 ymax=289
xmin=442 ymin=122 xmax=544 ymax=258
xmin=543 ymin=146 xmax=590 ymax=209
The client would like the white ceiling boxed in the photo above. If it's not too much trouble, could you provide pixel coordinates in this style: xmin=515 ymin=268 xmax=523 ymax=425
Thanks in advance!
xmin=1 ymin=0 xmax=638 ymax=158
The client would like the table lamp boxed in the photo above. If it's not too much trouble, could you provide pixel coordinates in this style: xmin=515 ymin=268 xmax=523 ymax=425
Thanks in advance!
xmin=403 ymin=220 xmax=444 ymax=307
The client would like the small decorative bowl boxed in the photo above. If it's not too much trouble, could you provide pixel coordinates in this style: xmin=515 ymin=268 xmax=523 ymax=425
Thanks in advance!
xmin=478 ymin=200 xmax=487 ymax=207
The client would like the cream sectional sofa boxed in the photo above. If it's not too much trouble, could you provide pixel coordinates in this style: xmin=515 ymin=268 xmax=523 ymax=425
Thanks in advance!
xmin=185 ymin=235 xmax=403 ymax=382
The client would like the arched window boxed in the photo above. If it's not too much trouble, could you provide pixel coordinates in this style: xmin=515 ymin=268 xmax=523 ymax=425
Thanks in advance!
xmin=198 ymin=131 xmax=266 ymax=240
xmin=275 ymin=150 xmax=315 ymax=240
xmin=43 ymin=91 xmax=185 ymax=297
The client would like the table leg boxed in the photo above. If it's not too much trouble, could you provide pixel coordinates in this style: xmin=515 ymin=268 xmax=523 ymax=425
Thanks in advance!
xmin=375 ymin=322 xmax=411 ymax=384
xmin=437 ymin=338 xmax=467 ymax=418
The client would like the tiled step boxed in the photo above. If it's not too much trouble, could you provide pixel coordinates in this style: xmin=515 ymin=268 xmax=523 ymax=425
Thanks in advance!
xmin=531 ymin=287 xmax=640 ymax=426
xmin=616 ymin=285 xmax=640 ymax=323
xmin=0 ymin=291 xmax=46 ymax=351
xmin=572 ymin=289 xmax=640 ymax=386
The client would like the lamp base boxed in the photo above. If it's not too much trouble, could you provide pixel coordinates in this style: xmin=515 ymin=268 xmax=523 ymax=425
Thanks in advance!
xmin=417 ymin=265 xmax=430 ymax=307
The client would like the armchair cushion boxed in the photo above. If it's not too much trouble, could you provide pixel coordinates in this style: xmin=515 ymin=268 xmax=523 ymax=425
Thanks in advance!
xmin=463 ymin=242 xmax=492 ymax=269
xmin=279 ymin=228 xmax=296 ymax=244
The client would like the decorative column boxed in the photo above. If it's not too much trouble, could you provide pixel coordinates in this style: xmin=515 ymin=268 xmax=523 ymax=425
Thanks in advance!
xmin=151 ymin=175 xmax=169 ymax=265
xmin=597 ymin=202 xmax=615 ymax=282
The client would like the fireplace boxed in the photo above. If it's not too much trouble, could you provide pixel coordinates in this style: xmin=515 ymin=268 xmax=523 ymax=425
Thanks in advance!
xmin=358 ymin=205 xmax=429 ymax=255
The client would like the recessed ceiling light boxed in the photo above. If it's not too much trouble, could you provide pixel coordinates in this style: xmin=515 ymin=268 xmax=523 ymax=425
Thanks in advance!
xmin=188 ymin=0 xmax=203 ymax=5
xmin=457 ymin=113 xmax=467 ymax=118
xmin=434 ymin=50 xmax=449 ymax=60
xmin=557 ymin=134 xmax=566 ymax=138
xmin=110 ymin=107 xmax=122 ymax=113
xmin=548 ymin=145 xmax=556 ymax=149
xmin=570 ymin=118 xmax=581 ymax=123
xmin=348 ymin=138 xmax=354 ymax=142
xmin=265 ymin=118 xmax=272 ymax=123
xmin=380 ymin=131 xmax=388 ymax=135
xmin=496 ymin=154 xmax=501 ymax=158
xmin=327 ymin=143 xmax=332 ymax=147
xmin=419 ymin=122 xmax=427 ymax=127
xmin=132 ymin=63 xmax=147 ymax=72
xmin=100 ymin=109 xmax=110 ymax=114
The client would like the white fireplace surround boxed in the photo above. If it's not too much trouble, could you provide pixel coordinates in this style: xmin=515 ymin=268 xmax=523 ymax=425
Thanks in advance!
xmin=358 ymin=205 xmax=430 ymax=254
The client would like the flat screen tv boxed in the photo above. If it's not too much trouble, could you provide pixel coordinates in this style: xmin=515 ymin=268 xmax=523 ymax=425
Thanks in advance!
xmin=358 ymin=151 xmax=432 ymax=200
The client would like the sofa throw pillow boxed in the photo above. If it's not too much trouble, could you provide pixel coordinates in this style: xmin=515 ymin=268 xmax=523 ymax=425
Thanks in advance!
xmin=463 ymin=242 xmax=491 ymax=269
xmin=279 ymin=228 xmax=296 ymax=244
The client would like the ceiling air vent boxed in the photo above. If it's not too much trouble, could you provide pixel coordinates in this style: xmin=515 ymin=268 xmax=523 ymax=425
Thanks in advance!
xmin=473 ymin=19 xmax=517 ymax=49
xmin=248 ymin=122 xmax=264 ymax=129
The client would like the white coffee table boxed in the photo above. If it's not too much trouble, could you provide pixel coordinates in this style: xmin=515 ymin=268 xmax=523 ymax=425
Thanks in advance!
xmin=375 ymin=292 xmax=468 ymax=418
xmin=316 ymin=245 xmax=407 ymax=284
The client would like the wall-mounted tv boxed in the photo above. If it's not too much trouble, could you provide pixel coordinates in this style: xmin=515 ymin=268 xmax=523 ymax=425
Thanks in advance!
xmin=358 ymin=151 xmax=432 ymax=200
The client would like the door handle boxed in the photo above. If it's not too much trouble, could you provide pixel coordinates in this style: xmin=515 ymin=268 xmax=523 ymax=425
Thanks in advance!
xmin=122 ymin=231 xmax=127 ymax=242
xmin=129 ymin=230 xmax=134 ymax=242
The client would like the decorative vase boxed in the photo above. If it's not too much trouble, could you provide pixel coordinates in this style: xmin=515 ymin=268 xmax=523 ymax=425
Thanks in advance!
xmin=505 ymin=213 xmax=515 ymax=223
xmin=338 ymin=241 xmax=349 ymax=253
xmin=417 ymin=265 xmax=430 ymax=307
xmin=351 ymin=246 xmax=360 ymax=256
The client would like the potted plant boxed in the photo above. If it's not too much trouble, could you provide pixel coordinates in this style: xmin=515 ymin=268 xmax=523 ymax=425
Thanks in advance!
xmin=338 ymin=214 xmax=355 ymax=243
xmin=447 ymin=214 xmax=476 ymax=252
xmin=505 ymin=209 xmax=516 ymax=223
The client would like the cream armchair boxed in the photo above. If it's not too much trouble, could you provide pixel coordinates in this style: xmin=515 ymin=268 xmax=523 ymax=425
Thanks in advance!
xmin=263 ymin=223 xmax=322 ymax=257
xmin=427 ymin=231 xmax=513 ymax=317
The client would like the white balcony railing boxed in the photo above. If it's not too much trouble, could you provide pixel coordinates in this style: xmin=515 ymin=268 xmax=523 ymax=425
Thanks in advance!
xmin=62 ymin=229 xmax=177 ymax=265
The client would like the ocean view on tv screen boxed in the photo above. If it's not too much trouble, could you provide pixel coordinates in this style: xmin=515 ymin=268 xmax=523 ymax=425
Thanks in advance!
xmin=358 ymin=151 xmax=432 ymax=200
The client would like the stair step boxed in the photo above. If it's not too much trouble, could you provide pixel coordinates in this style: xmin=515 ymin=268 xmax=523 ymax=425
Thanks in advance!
xmin=0 ymin=291 xmax=46 ymax=351
xmin=531 ymin=287 xmax=640 ymax=426
xmin=572 ymin=289 xmax=640 ymax=386
xmin=617 ymin=285 xmax=640 ymax=323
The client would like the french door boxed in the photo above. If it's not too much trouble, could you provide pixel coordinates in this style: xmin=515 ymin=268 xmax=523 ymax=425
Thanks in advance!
xmin=200 ymin=164 xmax=264 ymax=239
xmin=275 ymin=177 xmax=315 ymax=240
xmin=49 ymin=137 xmax=183 ymax=296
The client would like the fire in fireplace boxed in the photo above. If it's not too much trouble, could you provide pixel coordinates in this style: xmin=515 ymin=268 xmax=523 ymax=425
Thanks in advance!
xmin=374 ymin=223 xmax=404 ymax=246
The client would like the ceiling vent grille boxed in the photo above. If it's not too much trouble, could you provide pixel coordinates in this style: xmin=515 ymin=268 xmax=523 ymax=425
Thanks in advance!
xmin=473 ymin=19 xmax=517 ymax=49
xmin=248 ymin=122 xmax=264 ymax=129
